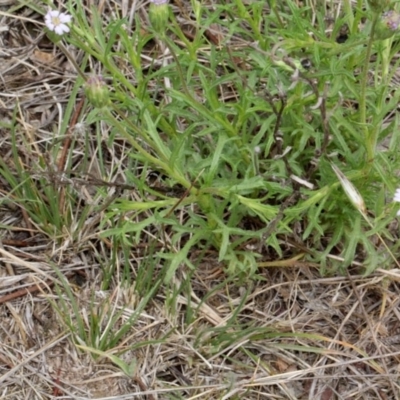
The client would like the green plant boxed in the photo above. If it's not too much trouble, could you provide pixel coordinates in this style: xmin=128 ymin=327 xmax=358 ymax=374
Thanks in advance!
xmin=15 ymin=0 xmax=400 ymax=278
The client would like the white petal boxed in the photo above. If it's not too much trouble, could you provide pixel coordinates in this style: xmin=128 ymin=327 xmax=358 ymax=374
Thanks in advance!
xmin=54 ymin=25 xmax=65 ymax=35
xmin=60 ymin=13 xmax=72 ymax=23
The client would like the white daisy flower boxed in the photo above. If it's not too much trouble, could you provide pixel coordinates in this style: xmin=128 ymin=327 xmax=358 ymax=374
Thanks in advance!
xmin=45 ymin=9 xmax=72 ymax=36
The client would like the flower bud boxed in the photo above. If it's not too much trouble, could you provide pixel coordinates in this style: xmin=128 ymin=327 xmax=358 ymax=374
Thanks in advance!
xmin=149 ymin=0 xmax=169 ymax=36
xmin=375 ymin=10 xmax=400 ymax=40
xmin=84 ymin=75 xmax=109 ymax=109
xmin=367 ymin=0 xmax=391 ymax=13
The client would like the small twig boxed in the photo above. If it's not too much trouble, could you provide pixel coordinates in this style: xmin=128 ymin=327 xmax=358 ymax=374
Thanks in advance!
xmin=165 ymin=176 xmax=199 ymax=219
xmin=57 ymin=96 xmax=85 ymax=213
xmin=0 ymin=271 xmax=75 ymax=304
xmin=57 ymin=96 xmax=85 ymax=173
xmin=0 ymin=278 xmax=54 ymax=305
xmin=1 ymin=238 xmax=36 ymax=247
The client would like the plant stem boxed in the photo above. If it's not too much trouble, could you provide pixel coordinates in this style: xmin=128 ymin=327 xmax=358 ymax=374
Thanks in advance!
xmin=359 ymin=13 xmax=378 ymax=166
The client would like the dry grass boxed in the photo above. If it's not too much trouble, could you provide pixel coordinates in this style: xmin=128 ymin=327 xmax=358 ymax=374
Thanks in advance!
xmin=1 ymin=0 xmax=400 ymax=399
xmin=2 ymin=253 xmax=400 ymax=399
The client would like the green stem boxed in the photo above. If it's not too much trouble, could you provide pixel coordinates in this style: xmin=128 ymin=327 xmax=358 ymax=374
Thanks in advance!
xmin=352 ymin=0 xmax=365 ymax=35
xmin=343 ymin=0 xmax=354 ymax=35
xmin=381 ymin=38 xmax=391 ymax=83
xmin=359 ymin=13 xmax=378 ymax=166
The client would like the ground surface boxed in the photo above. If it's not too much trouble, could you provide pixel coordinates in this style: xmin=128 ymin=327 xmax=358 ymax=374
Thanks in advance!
xmin=1 ymin=1 xmax=400 ymax=399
